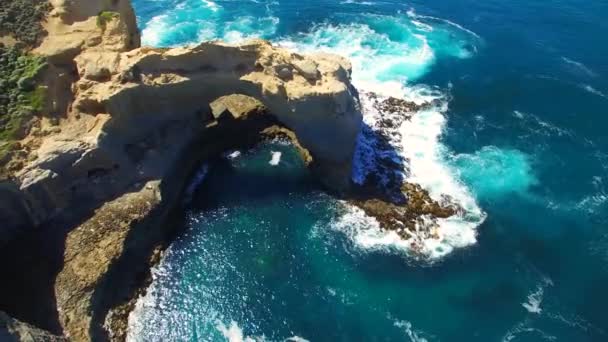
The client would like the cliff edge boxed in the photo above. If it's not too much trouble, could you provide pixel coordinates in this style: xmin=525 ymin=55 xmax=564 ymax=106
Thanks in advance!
xmin=0 ymin=0 xmax=362 ymax=341
xmin=2 ymin=0 xmax=361 ymax=243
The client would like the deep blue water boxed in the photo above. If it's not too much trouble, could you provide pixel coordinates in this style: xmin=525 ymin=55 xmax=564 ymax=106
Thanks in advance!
xmin=127 ymin=1 xmax=608 ymax=341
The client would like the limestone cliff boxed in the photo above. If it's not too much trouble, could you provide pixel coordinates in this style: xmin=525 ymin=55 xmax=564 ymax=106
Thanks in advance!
xmin=2 ymin=0 xmax=361 ymax=243
xmin=0 ymin=0 xmax=362 ymax=341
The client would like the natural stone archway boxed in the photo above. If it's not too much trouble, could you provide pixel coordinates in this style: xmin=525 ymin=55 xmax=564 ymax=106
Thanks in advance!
xmin=8 ymin=3 xmax=362 ymax=239
xmin=99 ymin=40 xmax=362 ymax=191
xmin=0 ymin=1 xmax=363 ymax=340
xmin=0 ymin=1 xmax=462 ymax=340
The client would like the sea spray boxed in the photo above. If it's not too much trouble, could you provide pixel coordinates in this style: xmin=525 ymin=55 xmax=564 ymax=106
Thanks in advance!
xmin=276 ymin=12 xmax=485 ymax=259
xmin=139 ymin=0 xmax=279 ymax=46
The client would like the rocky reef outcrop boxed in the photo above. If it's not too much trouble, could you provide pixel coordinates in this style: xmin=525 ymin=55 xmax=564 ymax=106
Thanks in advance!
xmin=349 ymin=92 xmax=462 ymax=253
xmin=0 ymin=0 xmax=362 ymax=341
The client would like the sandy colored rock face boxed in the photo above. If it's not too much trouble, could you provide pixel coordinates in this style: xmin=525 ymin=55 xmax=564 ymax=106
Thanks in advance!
xmin=0 ymin=0 xmax=363 ymax=340
xmin=98 ymin=40 xmax=361 ymax=188
xmin=5 ymin=0 xmax=361 ymax=237
xmin=210 ymin=94 xmax=266 ymax=120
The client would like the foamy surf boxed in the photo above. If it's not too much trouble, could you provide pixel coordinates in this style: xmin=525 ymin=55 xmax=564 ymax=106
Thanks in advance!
xmin=139 ymin=0 xmax=279 ymax=46
xmin=345 ymin=88 xmax=485 ymax=259
xmin=522 ymin=277 xmax=553 ymax=314
xmin=277 ymin=11 xmax=485 ymax=259
xmin=269 ymin=151 xmax=282 ymax=166
xmin=216 ymin=321 xmax=257 ymax=342
xmin=141 ymin=2 xmax=487 ymax=260
xmin=393 ymin=320 xmax=430 ymax=342
xmin=216 ymin=320 xmax=310 ymax=342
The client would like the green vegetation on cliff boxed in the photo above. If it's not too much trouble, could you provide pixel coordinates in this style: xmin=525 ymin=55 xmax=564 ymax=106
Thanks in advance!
xmin=0 ymin=0 xmax=52 ymax=46
xmin=0 ymin=45 xmax=47 ymax=164
xmin=97 ymin=11 xmax=120 ymax=31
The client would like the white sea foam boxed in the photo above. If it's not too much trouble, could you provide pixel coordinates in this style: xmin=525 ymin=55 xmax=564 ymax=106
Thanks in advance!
xmin=141 ymin=14 xmax=171 ymax=46
xmin=393 ymin=320 xmax=429 ymax=342
xmin=522 ymin=287 xmax=544 ymax=314
xmin=269 ymin=151 xmax=282 ymax=165
xmin=512 ymin=110 xmax=572 ymax=137
xmin=581 ymin=84 xmax=608 ymax=99
xmin=406 ymin=8 xmax=482 ymax=40
xmin=140 ymin=0 xmax=222 ymax=47
xmin=140 ymin=0 xmax=279 ymax=46
xmin=202 ymin=0 xmax=220 ymax=12
xmin=284 ymin=336 xmax=310 ymax=342
xmin=340 ymin=0 xmax=376 ymax=5
xmin=561 ymin=57 xmax=597 ymax=77
xmin=222 ymin=15 xmax=280 ymax=43
xmin=399 ymin=99 xmax=485 ymax=257
xmin=215 ymin=320 xmax=310 ymax=342
xmin=277 ymin=15 xmax=463 ymax=85
xmin=226 ymin=150 xmax=242 ymax=159
xmin=522 ymin=277 xmax=553 ymax=314
xmin=217 ymin=321 xmax=258 ymax=342
xmin=502 ymin=321 xmax=557 ymax=342
xmin=278 ymin=12 xmax=484 ymax=259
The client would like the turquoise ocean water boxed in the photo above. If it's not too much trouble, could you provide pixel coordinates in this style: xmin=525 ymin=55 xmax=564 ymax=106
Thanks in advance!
xmin=127 ymin=1 xmax=608 ymax=340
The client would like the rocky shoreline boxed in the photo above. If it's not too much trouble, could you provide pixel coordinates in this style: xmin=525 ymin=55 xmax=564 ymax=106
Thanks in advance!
xmin=0 ymin=0 xmax=462 ymax=340
xmin=349 ymin=93 xmax=461 ymax=254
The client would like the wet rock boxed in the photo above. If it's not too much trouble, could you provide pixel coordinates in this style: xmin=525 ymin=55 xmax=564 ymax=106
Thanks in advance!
xmin=352 ymin=182 xmax=457 ymax=241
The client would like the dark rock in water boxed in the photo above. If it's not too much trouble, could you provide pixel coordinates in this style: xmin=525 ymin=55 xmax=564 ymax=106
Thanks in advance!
xmin=370 ymin=94 xmax=422 ymax=117
xmin=350 ymin=92 xmax=460 ymax=253
xmin=352 ymin=182 xmax=457 ymax=241
xmin=354 ymin=92 xmax=422 ymax=201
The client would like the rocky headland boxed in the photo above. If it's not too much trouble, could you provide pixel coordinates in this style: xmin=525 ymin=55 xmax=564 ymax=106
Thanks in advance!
xmin=0 ymin=0 xmax=459 ymax=340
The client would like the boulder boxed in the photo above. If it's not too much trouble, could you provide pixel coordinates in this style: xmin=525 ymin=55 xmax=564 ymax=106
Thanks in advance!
xmin=209 ymin=94 xmax=266 ymax=121
xmin=292 ymin=58 xmax=319 ymax=80
xmin=84 ymin=65 xmax=110 ymax=81
xmin=276 ymin=66 xmax=293 ymax=80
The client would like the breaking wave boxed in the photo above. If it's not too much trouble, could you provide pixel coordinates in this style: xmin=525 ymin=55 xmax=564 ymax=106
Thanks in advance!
xmin=138 ymin=0 xmax=279 ymax=46
xmin=136 ymin=1 xmax=486 ymax=260
xmin=522 ymin=277 xmax=553 ymax=314
xmin=278 ymin=12 xmax=485 ymax=259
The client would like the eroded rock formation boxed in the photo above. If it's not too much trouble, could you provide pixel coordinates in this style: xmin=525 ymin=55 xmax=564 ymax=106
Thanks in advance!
xmin=0 ymin=0 xmax=362 ymax=341
xmin=2 ymin=0 xmax=361 ymax=241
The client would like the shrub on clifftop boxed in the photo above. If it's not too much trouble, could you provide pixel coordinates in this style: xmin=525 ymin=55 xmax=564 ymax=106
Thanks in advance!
xmin=0 ymin=0 xmax=51 ymax=46
xmin=0 ymin=45 xmax=47 ymax=170
xmin=97 ymin=11 xmax=120 ymax=31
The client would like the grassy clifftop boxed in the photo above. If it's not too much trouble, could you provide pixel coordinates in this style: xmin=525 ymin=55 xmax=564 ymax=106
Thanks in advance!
xmin=0 ymin=45 xmax=48 ymax=173
xmin=0 ymin=0 xmax=52 ymax=47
